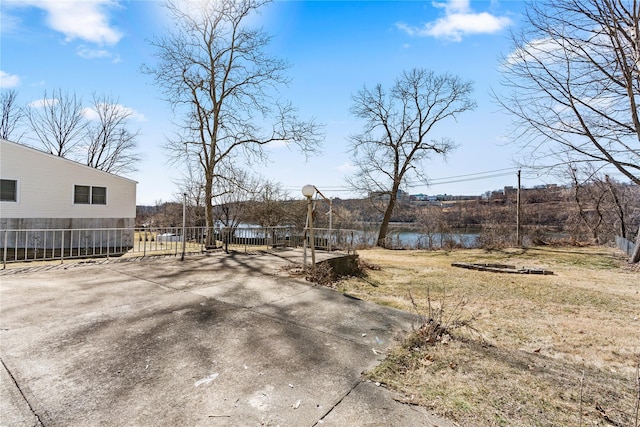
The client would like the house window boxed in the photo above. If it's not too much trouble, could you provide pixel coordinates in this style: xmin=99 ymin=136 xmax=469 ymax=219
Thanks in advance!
xmin=1 ymin=179 xmax=17 ymax=202
xmin=74 ymin=185 xmax=91 ymax=204
xmin=92 ymin=186 xmax=107 ymax=205
xmin=74 ymin=185 xmax=107 ymax=205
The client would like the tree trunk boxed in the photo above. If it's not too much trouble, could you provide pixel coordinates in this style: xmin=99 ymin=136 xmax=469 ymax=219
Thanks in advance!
xmin=605 ymin=176 xmax=626 ymax=239
xmin=630 ymin=228 xmax=640 ymax=264
xmin=377 ymin=192 xmax=398 ymax=248
xmin=204 ymin=180 xmax=215 ymax=248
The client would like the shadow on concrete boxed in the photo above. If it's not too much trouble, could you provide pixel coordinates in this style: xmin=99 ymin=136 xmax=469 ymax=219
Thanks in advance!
xmin=0 ymin=251 xmax=454 ymax=427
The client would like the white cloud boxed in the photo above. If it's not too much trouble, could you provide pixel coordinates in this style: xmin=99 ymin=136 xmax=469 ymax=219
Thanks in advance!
xmin=335 ymin=162 xmax=356 ymax=173
xmin=28 ymin=98 xmax=59 ymax=108
xmin=502 ymin=37 xmax=574 ymax=69
xmin=0 ymin=70 xmax=21 ymax=88
xmin=77 ymin=46 xmax=112 ymax=59
xmin=76 ymin=45 xmax=121 ymax=63
xmin=396 ymin=23 xmax=418 ymax=37
xmin=119 ymin=106 xmax=145 ymax=122
xmin=427 ymin=12 xmax=511 ymax=41
xmin=0 ymin=11 xmax=21 ymax=34
xmin=433 ymin=0 xmax=470 ymax=14
xmin=83 ymin=104 xmax=146 ymax=122
xmin=6 ymin=0 xmax=122 ymax=45
xmin=82 ymin=108 xmax=100 ymax=121
xmin=397 ymin=0 xmax=512 ymax=42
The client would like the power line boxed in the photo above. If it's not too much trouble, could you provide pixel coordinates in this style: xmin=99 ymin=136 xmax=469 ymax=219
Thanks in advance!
xmin=427 ymin=167 xmax=519 ymax=183
xmin=415 ymin=172 xmax=516 ymax=187
xmin=282 ymin=167 xmax=522 ymax=193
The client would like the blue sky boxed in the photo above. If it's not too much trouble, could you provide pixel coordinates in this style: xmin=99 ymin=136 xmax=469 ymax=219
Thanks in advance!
xmin=1 ymin=0 xmax=544 ymax=205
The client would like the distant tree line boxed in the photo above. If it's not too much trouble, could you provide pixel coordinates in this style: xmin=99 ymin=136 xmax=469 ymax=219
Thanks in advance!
xmin=139 ymin=176 xmax=639 ymax=252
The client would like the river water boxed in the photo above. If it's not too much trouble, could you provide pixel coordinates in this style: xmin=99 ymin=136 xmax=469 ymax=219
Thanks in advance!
xmin=227 ymin=223 xmax=481 ymax=249
xmin=386 ymin=230 xmax=480 ymax=248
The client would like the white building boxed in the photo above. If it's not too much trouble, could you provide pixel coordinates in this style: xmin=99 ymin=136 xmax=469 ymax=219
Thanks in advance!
xmin=1 ymin=138 xmax=137 ymax=229
xmin=1 ymin=139 xmax=137 ymax=254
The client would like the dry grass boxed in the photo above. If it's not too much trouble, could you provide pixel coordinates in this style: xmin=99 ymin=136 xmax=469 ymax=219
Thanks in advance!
xmin=338 ymin=246 xmax=640 ymax=427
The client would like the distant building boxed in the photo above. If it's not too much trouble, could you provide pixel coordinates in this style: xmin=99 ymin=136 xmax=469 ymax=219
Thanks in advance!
xmin=368 ymin=188 xmax=414 ymax=201
xmin=504 ymin=186 xmax=517 ymax=197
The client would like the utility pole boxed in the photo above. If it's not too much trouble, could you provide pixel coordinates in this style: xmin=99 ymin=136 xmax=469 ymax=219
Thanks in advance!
xmin=313 ymin=186 xmax=333 ymax=252
xmin=181 ymin=193 xmax=187 ymax=261
xmin=516 ymin=170 xmax=522 ymax=247
xmin=302 ymin=185 xmax=316 ymax=271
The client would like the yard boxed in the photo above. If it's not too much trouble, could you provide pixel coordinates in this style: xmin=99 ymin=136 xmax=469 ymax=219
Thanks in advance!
xmin=338 ymin=246 xmax=639 ymax=427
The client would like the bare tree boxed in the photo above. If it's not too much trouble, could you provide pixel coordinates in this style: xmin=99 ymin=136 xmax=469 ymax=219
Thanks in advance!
xmin=348 ymin=68 xmax=476 ymax=247
xmin=84 ymin=93 xmax=140 ymax=175
xmin=212 ymin=168 xmax=263 ymax=228
xmin=416 ymin=205 xmax=449 ymax=250
xmin=177 ymin=162 xmax=207 ymax=226
xmin=567 ymin=164 xmax=639 ymax=246
xmin=569 ymin=166 xmax=608 ymax=243
xmin=498 ymin=0 xmax=640 ymax=185
xmin=26 ymin=88 xmax=87 ymax=157
xmin=143 ymin=0 xmax=322 ymax=245
xmin=0 ymin=89 xmax=24 ymax=141
xmin=248 ymin=181 xmax=293 ymax=227
xmin=605 ymin=174 xmax=628 ymax=238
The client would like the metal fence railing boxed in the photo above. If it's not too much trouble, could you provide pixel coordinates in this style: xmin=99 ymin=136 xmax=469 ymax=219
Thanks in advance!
xmin=615 ymin=235 xmax=636 ymax=257
xmin=308 ymin=228 xmax=371 ymax=252
xmin=1 ymin=227 xmax=207 ymax=267
xmin=1 ymin=226 xmax=363 ymax=268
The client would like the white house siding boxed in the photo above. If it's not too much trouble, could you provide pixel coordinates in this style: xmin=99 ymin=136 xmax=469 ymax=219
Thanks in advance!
xmin=1 ymin=139 xmax=137 ymax=254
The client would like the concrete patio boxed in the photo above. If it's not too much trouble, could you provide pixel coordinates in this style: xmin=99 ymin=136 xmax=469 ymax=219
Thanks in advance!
xmin=0 ymin=249 xmax=454 ymax=426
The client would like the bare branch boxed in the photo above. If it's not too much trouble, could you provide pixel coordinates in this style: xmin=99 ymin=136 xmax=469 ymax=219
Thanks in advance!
xmin=26 ymin=88 xmax=87 ymax=158
xmin=0 ymin=89 xmax=24 ymax=141
xmin=497 ymin=0 xmax=640 ymax=186
xmin=84 ymin=93 xmax=140 ymax=175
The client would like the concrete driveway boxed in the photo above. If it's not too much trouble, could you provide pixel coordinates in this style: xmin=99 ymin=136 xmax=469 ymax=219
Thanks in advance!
xmin=0 ymin=250 xmax=454 ymax=426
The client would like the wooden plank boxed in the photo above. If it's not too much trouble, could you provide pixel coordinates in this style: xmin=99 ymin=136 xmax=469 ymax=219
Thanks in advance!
xmin=451 ymin=262 xmax=553 ymax=275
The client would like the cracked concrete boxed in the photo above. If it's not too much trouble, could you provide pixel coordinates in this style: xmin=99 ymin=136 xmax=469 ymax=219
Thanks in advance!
xmin=0 ymin=249 xmax=455 ymax=426
xmin=0 ymin=358 xmax=43 ymax=427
